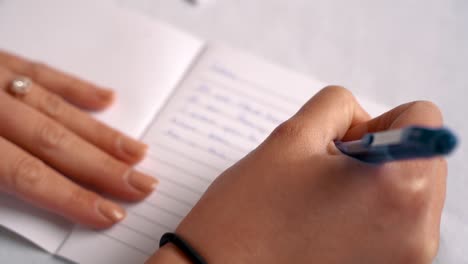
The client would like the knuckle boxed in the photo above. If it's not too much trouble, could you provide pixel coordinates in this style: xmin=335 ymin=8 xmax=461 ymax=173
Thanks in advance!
xmin=37 ymin=121 xmax=69 ymax=151
xmin=104 ymin=155 xmax=118 ymax=172
xmin=401 ymin=182 xmax=429 ymax=213
xmin=105 ymin=127 xmax=123 ymax=153
xmin=0 ymin=67 xmax=13 ymax=88
xmin=27 ymin=61 xmax=43 ymax=81
xmin=0 ymin=66 xmax=10 ymax=76
xmin=321 ymin=85 xmax=355 ymax=102
xmin=270 ymin=119 xmax=306 ymax=141
xmin=409 ymin=100 xmax=440 ymax=112
xmin=405 ymin=176 xmax=430 ymax=209
xmin=65 ymin=76 xmax=82 ymax=90
xmin=9 ymin=156 xmax=46 ymax=193
xmin=105 ymin=156 xmax=128 ymax=175
xmin=408 ymin=100 xmax=443 ymax=124
xmin=90 ymin=154 xmax=127 ymax=185
xmin=67 ymin=188 xmax=98 ymax=207
xmin=380 ymin=164 xmax=432 ymax=214
xmin=40 ymin=93 xmax=65 ymax=118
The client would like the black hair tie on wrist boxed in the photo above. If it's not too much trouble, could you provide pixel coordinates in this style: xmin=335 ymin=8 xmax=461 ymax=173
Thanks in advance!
xmin=159 ymin=232 xmax=207 ymax=264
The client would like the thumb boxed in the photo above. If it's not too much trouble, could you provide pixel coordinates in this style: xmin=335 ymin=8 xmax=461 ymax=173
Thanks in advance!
xmin=290 ymin=86 xmax=371 ymax=150
xmin=344 ymin=101 xmax=443 ymax=141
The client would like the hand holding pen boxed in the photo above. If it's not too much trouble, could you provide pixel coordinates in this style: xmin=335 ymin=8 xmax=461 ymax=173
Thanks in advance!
xmin=149 ymin=87 xmax=449 ymax=264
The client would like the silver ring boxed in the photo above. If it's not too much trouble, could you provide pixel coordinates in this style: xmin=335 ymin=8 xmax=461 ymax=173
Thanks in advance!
xmin=9 ymin=76 xmax=32 ymax=95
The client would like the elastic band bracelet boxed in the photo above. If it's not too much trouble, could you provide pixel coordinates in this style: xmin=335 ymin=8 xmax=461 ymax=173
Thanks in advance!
xmin=159 ymin=232 xmax=207 ymax=264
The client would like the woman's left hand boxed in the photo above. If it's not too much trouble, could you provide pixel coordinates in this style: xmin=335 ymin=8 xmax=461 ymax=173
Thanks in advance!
xmin=0 ymin=50 xmax=157 ymax=228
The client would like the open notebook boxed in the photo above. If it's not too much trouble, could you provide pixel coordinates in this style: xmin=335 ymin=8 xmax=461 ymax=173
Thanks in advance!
xmin=0 ymin=0 xmax=387 ymax=263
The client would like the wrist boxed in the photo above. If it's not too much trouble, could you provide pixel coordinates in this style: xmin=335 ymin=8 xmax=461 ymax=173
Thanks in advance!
xmin=145 ymin=244 xmax=192 ymax=264
xmin=175 ymin=219 xmax=255 ymax=264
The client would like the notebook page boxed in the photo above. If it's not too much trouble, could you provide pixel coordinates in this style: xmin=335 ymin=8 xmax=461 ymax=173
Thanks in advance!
xmin=0 ymin=0 xmax=202 ymax=253
xmin=59 ymin=45 xmax=388 ymax=264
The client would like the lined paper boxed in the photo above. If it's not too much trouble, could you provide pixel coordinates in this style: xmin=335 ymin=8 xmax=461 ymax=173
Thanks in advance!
xmin=59 ymin=46 xmax=387 ymax=263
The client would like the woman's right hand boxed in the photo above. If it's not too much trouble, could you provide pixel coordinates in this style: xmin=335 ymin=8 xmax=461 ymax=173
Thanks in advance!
xmin=148 ymin=87 xmax=446 ymax=264
xmin=0 ymin=50 xmax=158 ymax=228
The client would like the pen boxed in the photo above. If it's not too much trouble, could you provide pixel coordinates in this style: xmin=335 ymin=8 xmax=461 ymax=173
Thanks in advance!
xmin=335 ymin=126 xmax=458 ymax=163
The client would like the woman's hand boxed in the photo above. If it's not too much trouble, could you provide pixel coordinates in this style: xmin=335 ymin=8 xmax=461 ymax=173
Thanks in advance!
xmin=148 ymin=87 xmax=446 ymax=264
xmin=0 ymin=50 xmax=157 ymax=228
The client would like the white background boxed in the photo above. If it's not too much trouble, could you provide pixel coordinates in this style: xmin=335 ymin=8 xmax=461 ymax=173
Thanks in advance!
xmin=0 ymin=0 xmax=466 ymax=263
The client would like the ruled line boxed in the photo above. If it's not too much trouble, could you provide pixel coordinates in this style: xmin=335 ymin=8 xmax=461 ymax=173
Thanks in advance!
xmin=138 ymin=167 xmax=205 ymax=195
xmin=172 ymin=102 xmax=272 ymax=145
xmin=208 ymin=63 xmax=305 ymax=106
xmin=159 ymin=130 xmax=238 ymax=163
xmin=171 ymin=87 xmax=285 ymax=139
xmin=199 ymin=78 xmax=296 ymax=115
xmin=143 ymin=200 xmax=185 ymax=219
xmin=119 ymin=222 xmax=159 ymax=243
xmin=101 ymin=233 xmax=151 ymax=256
xmin=130 ymin=211 xmax=175 ymax=231
xmin=157 ymin=189 xmax=196 ymax=208
xmin=148 ymin=143 xmax=224 ymax=172
xmin=170 ymin=117 xmax=251 ymax=153
xmin=150 ymin=157 xmax=213 ymax=183
xmin=175 ymin=96 xmax=274 ymax=136
xmin=236 ymin=77 xmax=304 ymax=106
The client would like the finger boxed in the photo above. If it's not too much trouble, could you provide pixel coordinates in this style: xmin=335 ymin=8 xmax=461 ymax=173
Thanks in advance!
xmin=0 ymin=136 xmax=125 ymax=228
xmin=424 ymin=157 xmax=447 ymax=256
xmin=337 ymin=100 xmax=447 ymax=252
xmin=279 ymin=86 xmax=371 ymax=152
xmin=0 ymin=50 xmax=114 ymax=110
xmin=0 ymin=67 xmax=147 ymax=164
xmin=0 ymin=92 xmax=157 ymax=201
xmin=344 ymin=101 xmax=443 ymax=140
xmin=353 ymin=102 xmax=447 ymax=216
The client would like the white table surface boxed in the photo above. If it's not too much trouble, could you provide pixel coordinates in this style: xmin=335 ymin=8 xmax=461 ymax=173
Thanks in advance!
xmin=1 ymin=0 xmax=466 ymax=263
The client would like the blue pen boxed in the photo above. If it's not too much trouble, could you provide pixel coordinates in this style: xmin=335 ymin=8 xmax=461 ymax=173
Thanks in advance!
xmin=335 ymin=126 xmax=458 ymax=163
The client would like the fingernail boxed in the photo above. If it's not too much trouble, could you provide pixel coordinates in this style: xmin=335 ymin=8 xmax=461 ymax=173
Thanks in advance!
xmin=127 ymin=170 xmax=158 ymax=195
xmin=97 ymin=200 xmax=126 ymax=223
xmin=96 ymin=88 xmax=114 ymax=102
xmin=119 ymin=136 xmax=148 ymax=161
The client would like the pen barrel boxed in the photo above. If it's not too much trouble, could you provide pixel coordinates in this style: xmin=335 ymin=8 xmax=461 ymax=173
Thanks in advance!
xmin=349 ymin=143 xmax=435 ymax=163
xmin=336 ymin=126 xmax=458 ymax=163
